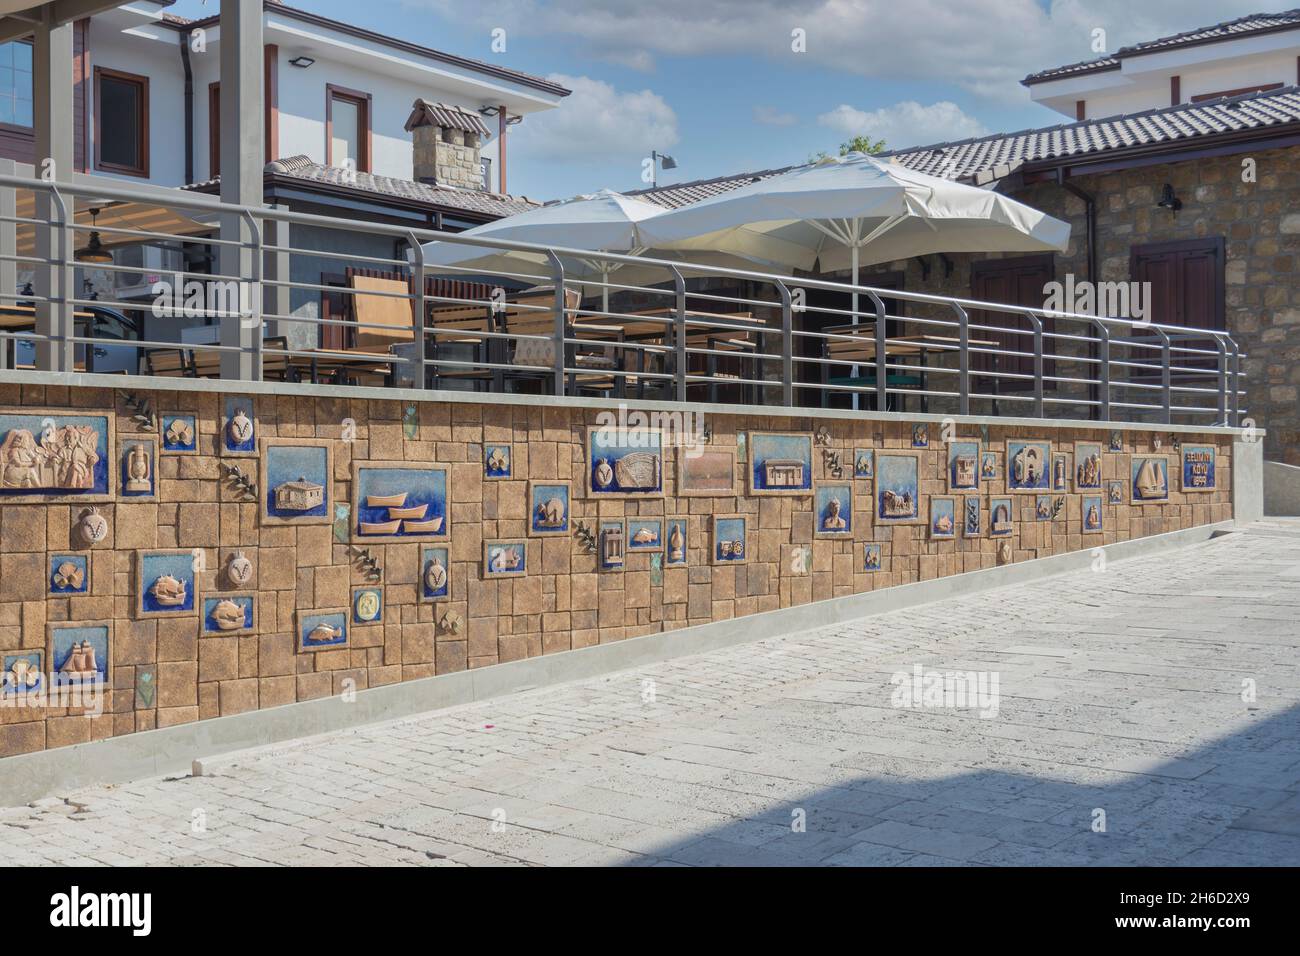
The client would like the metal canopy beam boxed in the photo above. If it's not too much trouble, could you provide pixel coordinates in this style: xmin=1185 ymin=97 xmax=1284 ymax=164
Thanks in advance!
xmin=218 ymin=0 xmax=264 ymax=380
xmin=0 ymin=0 xmax=127 ymax=43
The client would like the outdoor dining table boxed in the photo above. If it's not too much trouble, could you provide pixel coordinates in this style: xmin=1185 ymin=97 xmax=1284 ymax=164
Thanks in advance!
xmin=1 ymin=303 xmax=100 ymax=371
xmin=820 ymin=323 xmax=1001 ymax=413
xmin=572 ymin=308 xmax=766 ymax=401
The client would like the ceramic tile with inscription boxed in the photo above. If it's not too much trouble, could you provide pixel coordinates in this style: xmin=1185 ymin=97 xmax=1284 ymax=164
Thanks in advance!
xmin=419 ymin=546 xmax=450 ymax=602
xmin=627 ymin=517 xmax=664 ymax=552
xmin=136 ymin=550 xmax=197 ymax=618
xmin=1131 ymin=456 xmax=1170 ymax=504
xmin=814 ymin=483 xmax=853 ymax=537
xmin=0 ymin=408 xmax=114 ymax=501
xmin=712 ymin=515 xmax=748 ymax=564
xmin=160 ymin=413 xmax=199 ymax=454
xmin=1 ymin=650 xmax=44 ymax=697
xmin=261 ymin=439 xmax=332 ymax=525
xmin=876 ymin=453 xmax=921 ymax=523
xmin=201 ymin=593 xmax=256 ymax=635
xmin=297 ymin=609 xmax=348 ymax=652
xmin=748 ymin=432 xmax=813 ymax=496
xmin=48 ymin=623 xmax=110 ymax=688
xmin=1075 ymin=442 xmax=1102 ymax=489
xmin=49 ymin=552 xmax=91 ymax=595
xmin=1181 ymin=445 xmax=1216 ymax=492
xmin=528 ymin=481 xmax=570 ymax=536
xmin=1006 ymin=439 xmax=1051 ymax=492
xmin=484 ymin=540 xmax=528 ymax=578
xmin=947 ymin=440 xmax=980 ymax=492
xmin=1082 ymin=495 xmax=1104 ymax=534
xmin=930 ymin=496 xmax=956 ymax=539
xmin=352 ymin=461 xmax=450 ymax=542
xmin=587 ymin=427 xmax=664 ymax=498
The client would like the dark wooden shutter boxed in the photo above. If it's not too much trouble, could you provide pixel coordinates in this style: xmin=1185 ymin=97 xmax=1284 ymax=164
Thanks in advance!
xmin=970 ymin=254 xmax=1055 ymax=390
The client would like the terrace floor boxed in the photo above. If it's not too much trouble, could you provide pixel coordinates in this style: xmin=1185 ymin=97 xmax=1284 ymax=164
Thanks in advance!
xmin=7 ymin=520 xmax=1300 ymax=867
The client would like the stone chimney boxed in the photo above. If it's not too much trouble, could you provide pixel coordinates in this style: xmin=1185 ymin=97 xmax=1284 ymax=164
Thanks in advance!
xmin=404 ymin=100 xmax=491 ymax=190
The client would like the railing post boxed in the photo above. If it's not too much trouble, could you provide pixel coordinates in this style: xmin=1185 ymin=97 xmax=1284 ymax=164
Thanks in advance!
xmin=1156 ymin=327 xmax=1171 ymax=424
xmin=1025 ymin=310 xmax=1044 ymax=418
xmin=406 ymin=230 xmax=426 ymax=390
xmin=1228 ymin=336 xmax=1241 ymax=427
xmin=240 ymin=209 xmax=263 ymax=383
xmin=777 ymin=280 xmax=793 ymax=407
xmin=870 ymin=291 xmax=887 ymax=413
xmin=547 ymin=250 xmax=566 ymax=396
xmin=954 ymin=303 xmax=970 ymax=416
xmin=263 ymin=203 xmax=290 ymax=342
xmin=36 ymin=184 xmax=74 ymax=373
xmin=671 ymin=266 xmax=687 ymax=403
xmin=1093 ymin=318 xmax=1111 ymax=422
xmin=1214 ymin=334 xmax=1229 ymax=426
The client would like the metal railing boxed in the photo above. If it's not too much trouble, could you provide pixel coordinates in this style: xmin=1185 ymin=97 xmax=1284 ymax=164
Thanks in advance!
xmin=0 ymin=172 xmax=1246 ymax=426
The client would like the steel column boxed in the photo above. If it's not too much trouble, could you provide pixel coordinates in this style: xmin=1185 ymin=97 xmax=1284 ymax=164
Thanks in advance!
xmin=777 ymin=280 xmax=793 ymax=406
xmin=406 ymin=231 xmax=425 ymax=390
xmin=671 ymin=267 xmax=687 ymax=403
xmin=32 ymin=12 xmax=74 ymax=373
xmin=548 ymin=250 xmax=566 ymax=396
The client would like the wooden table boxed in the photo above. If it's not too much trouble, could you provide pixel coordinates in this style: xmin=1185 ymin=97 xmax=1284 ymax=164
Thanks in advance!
xmin=820 ymin=324 xmax=1001 ymax=412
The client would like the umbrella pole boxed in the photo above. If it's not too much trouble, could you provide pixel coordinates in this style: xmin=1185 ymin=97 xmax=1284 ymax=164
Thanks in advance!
xmin=851 ymin=243 xmax=860 ymax=412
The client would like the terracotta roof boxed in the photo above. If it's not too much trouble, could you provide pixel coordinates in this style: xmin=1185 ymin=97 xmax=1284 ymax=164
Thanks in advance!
xmin=630 ymin=86 xmax=1300 ymax=205
xmin=186 ymin=156 xmax=539 ymax=218
xmin=1024 ymin=9 xmax=1300 ymax=85
xmin=404 ymin=101 xmax=493 ymax=137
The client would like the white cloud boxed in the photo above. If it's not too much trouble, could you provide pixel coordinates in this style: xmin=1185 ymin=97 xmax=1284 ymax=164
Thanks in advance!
xmin=753 ymin=105 xmax=799 ymax=127
xmin=818 ymin=101 xmax=988 ymax=149
xmin=410 ymin=0 xmax=1273 ymax=101
xmin=512 ymin=73 xmax=679 ymax=168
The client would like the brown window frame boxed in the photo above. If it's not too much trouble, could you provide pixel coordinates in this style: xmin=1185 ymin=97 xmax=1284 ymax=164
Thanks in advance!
xmin=325 ymin=83 xmax=372 ymax=173
xmin=93 ymin=65 xmax=149 ymax=178
xmin=207 ymin=81 xmax=220 ymax=178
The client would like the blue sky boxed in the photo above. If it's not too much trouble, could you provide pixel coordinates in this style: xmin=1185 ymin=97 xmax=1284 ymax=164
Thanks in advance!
xmin=169 ymin=1 xmax=1281 ymax=200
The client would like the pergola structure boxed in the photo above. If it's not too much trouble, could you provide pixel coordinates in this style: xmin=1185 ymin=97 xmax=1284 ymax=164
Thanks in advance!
xmin=0 ymin=0 xmax=264 ymax=377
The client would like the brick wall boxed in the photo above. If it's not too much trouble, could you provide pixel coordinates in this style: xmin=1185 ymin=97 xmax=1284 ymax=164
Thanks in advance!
xmin=842 ymin=146 xmax=1297 ymax=463
xmin=0 ymin=381 xmax=1236 ymax=757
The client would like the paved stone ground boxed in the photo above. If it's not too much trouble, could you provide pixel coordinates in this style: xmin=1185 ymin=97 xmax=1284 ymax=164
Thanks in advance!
xmin=5 ymin=520 xmax=1300 ymax=867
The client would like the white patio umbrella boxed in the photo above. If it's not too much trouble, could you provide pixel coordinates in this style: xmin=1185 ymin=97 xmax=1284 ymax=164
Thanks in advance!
xmin=637 ymin=151 xmax=1071 ymax=309
xmin=419 ymin=188 xmax=763 ymax=309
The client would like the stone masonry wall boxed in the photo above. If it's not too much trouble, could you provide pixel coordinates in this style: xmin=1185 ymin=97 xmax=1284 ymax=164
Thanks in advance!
xmin=844 ymin=146 xmax=1298 ymax=463
xmin=0 ymin=380 xmax=1235 ymax=757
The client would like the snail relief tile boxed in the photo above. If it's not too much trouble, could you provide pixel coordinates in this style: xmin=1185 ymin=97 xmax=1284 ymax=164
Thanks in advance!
xmin=351 ymin=586 xmax=384 ymax=626
xmin=0 ymin=408 xmax=114 ymax=501
xmin=484 ymin=540 xmax=528 ymax=578
xmin=528 ymin=481 xmax=571 ymax=537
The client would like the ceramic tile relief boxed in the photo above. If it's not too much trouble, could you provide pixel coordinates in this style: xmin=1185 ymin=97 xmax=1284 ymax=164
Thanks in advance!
xmin=0 ymin=383 xmax=1235 ymax=757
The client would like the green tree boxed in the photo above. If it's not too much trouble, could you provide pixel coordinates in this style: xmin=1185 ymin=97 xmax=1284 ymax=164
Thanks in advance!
xmin=809 ymin=135 xmax=888 ymax=163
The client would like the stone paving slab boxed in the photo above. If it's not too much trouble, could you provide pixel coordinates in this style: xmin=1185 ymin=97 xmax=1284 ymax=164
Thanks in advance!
xmin=3 ymin=519 xmax=1299 ymax=867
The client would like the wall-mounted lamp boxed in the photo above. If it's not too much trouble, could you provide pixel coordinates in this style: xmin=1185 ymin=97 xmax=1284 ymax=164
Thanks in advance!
xmin=1156 ymin=183 xmax=1182 ymax=213
xmin=649 ymin=149 xmax=678 ymax=188
xmin=288 ymin=55 xmax=315 ymax=69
